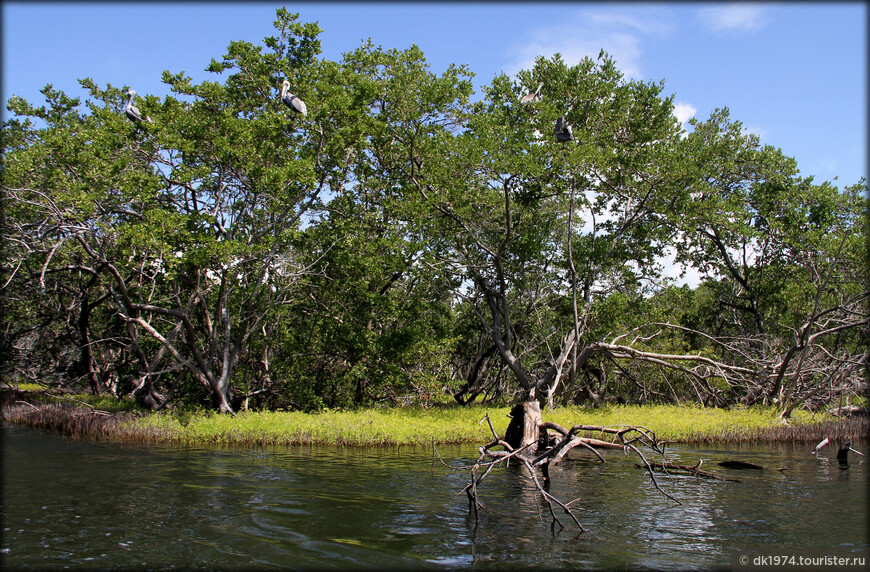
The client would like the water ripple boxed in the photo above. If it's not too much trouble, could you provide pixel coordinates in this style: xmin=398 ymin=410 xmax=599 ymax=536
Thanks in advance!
xmin=1 ymin=426 xmax=866 ymax=569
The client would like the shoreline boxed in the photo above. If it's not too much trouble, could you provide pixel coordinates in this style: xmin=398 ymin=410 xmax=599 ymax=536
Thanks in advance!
xmin=2 ymin=390 xmax=866 ymax=448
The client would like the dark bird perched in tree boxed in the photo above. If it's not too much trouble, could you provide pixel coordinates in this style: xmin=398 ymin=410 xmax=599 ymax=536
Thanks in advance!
xmin=125 ymin=89 xmax=152 ymax=123
xmin=554 ymin=115 xmax=574 ymax=142
xmin=521 ymin=82 xmax=543 ymax=104
xmin=281 ymin=79 xmax=307 ymax=116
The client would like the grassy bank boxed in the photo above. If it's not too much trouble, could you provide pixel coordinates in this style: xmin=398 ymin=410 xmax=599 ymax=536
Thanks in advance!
xmin=2 ymin=389 xmax=866 ymax=447
xmin=131 ymin=404 xmax=863 ymax=447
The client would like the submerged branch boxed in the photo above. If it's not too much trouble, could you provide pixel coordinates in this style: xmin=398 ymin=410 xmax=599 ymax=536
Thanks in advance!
xmin=454 ymin=403 xmax=710 ymax=533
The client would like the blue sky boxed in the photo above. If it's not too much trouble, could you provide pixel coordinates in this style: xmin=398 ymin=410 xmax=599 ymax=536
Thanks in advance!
xmin=2 ymin=2 xmax=867 ymax=187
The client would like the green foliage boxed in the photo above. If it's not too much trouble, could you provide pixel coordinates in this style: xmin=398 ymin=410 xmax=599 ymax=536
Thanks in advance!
xmin=2 ymin=8 xmax=864 ymax=419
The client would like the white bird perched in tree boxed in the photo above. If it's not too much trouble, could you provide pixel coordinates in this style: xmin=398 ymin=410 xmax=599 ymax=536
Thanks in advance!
xmin=520 ymin=82 xmax=543 ymax=104
xmin=281 ymin=79 xmax=307 ymax=116
xmin=125 ymin=89 xmax=152 ymax=124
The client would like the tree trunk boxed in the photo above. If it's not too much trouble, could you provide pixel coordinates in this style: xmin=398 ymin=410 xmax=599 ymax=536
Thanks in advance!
xmin=504 ymin=401 xmax=542 ymax=452
xmin=212 ymin=389 xmax=236 ymax=414
xmin=76 ymin=288 xmax=101 ymax=396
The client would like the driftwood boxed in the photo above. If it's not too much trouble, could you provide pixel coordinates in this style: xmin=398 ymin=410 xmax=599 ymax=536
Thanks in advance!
xmin=717 ymin=460 xmax=763 ymax=470
xmin=441 ymin=402 xmax=732 ymax=532
xmin=643 ymin=460 xmax=740 ymax=482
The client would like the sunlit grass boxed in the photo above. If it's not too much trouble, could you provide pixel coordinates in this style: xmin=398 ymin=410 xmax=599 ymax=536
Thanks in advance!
xmin=3 ymin=382 xmax=856 ymax=446
xmin=38 ymin=392 xmax=138 ymax=413
xmin=542 ymin=404 xmax=830 ymax=444
xmin=129 ymin=405 xmax=515 ymax=446
xmin=125 ymin=404 xmax=845 ymax=447
xmin=1 ymin=382 xmax=45 ymax=391
xmin=63 ymin=394 xmax=138 ymax=412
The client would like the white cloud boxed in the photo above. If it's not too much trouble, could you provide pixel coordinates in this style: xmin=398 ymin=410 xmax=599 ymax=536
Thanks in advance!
xmin=742 ymin=123 xmax=767 ymax=141
xmin=506 ymin=34 xmax=642 ymax=80
xmin=696 ymin=3 xmax=769 ymax=34
xmin=504 ymin=6 xmax=675 ymax=80
xmin=673 ymin=102 xmax=697 ymax=133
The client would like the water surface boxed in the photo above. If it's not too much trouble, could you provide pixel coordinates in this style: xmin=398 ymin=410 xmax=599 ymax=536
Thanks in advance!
xmin=2 ymin=424 xmax=867 ymax=569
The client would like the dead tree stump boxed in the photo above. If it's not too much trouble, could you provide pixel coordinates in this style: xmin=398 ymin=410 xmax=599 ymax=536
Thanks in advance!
xmin=503 ymin=401 xmax=559 ymax=482
xmin=449 ymin=404 xmax=716 ymax=531
xmin=504 ymin=401 xmax=542 ymax=452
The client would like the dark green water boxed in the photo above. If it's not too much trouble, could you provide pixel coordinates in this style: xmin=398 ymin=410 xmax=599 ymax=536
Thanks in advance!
xmin=1 ymin=423 xmax=867 ymax=570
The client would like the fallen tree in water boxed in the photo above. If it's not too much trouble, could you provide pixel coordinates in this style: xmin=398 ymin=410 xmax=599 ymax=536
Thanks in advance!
xmin=445 ymin=401 xmax=730 ymax=532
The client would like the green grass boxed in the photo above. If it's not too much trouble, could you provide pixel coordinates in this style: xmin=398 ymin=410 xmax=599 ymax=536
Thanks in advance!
xmin=542 ymin=404 xmax=827 ymax=443
xmin=125 ymin=403 xmax=842 ymax=447
xmin=4 ymin=384 xmax=857 ymax=446
xmin=128 ymin=406 xmax=513 ymax=446
xmin=1 ymin=382 xmax=45 ymax=391
xmin=32 ymin=391 xmax=138 ymax=413
xmin=62 ymin=394 xmax=139 ymax=412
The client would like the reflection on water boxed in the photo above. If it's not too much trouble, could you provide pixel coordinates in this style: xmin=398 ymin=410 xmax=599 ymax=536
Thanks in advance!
xmin=1 ymin=423 xmax=867 ymax=569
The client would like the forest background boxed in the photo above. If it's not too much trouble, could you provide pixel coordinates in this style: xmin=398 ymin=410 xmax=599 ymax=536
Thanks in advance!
xmin=1 ymin=7 xmax=866 ymax=422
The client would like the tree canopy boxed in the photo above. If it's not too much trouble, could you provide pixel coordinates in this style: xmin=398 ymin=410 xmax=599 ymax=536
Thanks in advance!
xmin=2 ymin=9 xmax=866 ymax=417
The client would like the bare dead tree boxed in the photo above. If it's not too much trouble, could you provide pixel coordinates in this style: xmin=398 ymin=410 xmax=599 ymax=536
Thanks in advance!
xmin=439 ymin=403 xmax=732 ymax=532
xmin=552 ymin=305 xmax=868 ymax=418
xmin=767 ymin=291 xmax=869 ymax=418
